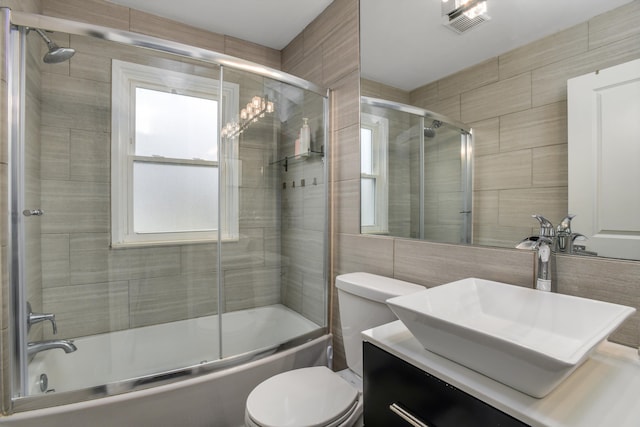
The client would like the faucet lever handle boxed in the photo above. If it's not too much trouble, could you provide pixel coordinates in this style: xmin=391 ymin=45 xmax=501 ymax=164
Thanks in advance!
xmin=532 ymin=214 xmax=555 ymax=237
xmin=27 ymin=302 xmax=58 ymax=334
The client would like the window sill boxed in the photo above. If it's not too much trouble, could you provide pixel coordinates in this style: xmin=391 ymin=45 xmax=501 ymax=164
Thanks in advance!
xmin=110 ymin=235 xmax=239 ymax=249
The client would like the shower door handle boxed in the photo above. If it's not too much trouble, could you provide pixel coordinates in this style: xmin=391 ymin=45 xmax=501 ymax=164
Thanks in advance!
xmin=22 ymin=209 xmax=44 ymax=217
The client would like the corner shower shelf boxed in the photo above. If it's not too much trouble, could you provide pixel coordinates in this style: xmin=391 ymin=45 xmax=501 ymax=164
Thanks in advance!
xmin=270 ymin=150 xmax=324 ymax=172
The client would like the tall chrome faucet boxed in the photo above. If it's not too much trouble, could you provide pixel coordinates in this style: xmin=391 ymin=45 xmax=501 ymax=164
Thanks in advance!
xmin=532 ymin=215 xmax=555 ymax=292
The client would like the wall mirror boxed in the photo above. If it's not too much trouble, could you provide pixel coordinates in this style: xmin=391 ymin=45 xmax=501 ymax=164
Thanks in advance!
xmin=360 ymin=0 xmax=640 ymax=260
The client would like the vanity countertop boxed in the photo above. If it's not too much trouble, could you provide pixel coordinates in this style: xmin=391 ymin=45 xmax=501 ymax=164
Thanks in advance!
xmin=363 ymin=320 xmax=640 ymax=427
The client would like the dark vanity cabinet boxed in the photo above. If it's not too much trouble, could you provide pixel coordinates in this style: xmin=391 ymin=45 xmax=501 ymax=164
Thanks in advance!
xmin=363 ymin=342 xmax=530 ymax=427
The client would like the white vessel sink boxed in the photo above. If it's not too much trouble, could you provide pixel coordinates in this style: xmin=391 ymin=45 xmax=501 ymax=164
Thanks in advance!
xmin=386 ymin=278 xmax=635 ymax=397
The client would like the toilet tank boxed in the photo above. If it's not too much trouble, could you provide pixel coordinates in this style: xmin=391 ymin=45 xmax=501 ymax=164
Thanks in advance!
xmin=336 ymin=272 xmax=423 ymax=376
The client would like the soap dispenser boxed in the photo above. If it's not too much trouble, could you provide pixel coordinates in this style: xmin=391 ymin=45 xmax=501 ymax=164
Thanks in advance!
xmin=300 ymin=118 xmax=310 ymax=157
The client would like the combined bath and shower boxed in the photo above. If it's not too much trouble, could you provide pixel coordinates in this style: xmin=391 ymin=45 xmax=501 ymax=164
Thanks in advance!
xmin=33 ymin=28 xmax=75 ymax=64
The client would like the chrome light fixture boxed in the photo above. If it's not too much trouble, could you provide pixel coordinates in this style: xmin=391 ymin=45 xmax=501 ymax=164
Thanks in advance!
xmin=221 ymin=95 xmax=275 ymax=139
xmin=442 ymin=0 xmax=490 ymax=34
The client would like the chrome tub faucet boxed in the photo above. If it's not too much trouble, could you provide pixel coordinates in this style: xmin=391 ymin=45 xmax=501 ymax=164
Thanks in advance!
xmin=26 ymin=301 xmax=77 ymax=356
xmin=27 ymin=302 xmax=57 ymax=334
xmin=27 ymin=339 xmax=77 ymax=357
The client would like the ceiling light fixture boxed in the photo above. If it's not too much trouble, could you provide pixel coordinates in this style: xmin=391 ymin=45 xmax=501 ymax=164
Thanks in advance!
xmin=221 ymin=95 xmax=275 ymax=139
xmin=442 ymin=0 xmax=490 ymax=34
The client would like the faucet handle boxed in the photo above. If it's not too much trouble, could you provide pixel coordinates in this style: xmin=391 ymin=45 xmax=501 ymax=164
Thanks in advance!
xmin=557 ymin=214 xmax=576 ymax=233
xmin=27 ymin=302 xmax=57 ymax=335
xmin=532 ymin=214 xmax=555 ymax=237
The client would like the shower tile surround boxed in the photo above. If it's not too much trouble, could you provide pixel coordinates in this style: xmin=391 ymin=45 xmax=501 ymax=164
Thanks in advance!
xmin=0 ymin=0 xmax=639 ymax=415
xmin=27 ymin=34 xmax=289 ymax=339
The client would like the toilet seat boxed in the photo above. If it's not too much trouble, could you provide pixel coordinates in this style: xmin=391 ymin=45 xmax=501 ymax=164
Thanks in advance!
xmin=245 ymin=366 xmax=361 ymax=427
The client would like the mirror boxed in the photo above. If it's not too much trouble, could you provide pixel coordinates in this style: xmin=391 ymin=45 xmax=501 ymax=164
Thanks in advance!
xmin=360 ymin=0 xmax=640 ymax=260
xmin=360 ymin=96 xmax=473 ymax=244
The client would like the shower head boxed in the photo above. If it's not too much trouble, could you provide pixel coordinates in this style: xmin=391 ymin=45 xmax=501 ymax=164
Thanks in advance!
xmin=423 ymin=120 xmax=442 ymax=138
xmin=34 ymin=29 xmax=75 ymax=64
xmin=423 ymin=127 xmax=436 ymax=138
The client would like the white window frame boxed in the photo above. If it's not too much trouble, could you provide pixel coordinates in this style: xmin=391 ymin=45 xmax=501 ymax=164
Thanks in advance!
xmin=360 ymin=113 xmax=389 ymax=234
xmin=111 ymin=60 xmax=239 ymax=247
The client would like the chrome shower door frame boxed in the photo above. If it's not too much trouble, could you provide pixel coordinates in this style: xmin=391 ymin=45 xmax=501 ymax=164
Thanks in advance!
xmin=3 ymin=8 xmax=330 ymax=413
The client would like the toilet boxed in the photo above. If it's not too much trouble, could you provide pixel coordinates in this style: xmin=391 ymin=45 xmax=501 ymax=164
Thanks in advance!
xmin=245 ymin=272 xmax=424 ymax=427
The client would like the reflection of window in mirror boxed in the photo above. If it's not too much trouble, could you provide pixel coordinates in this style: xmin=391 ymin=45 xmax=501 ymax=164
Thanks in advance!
xmin=360 ymin=113 xmax=388 ymax=234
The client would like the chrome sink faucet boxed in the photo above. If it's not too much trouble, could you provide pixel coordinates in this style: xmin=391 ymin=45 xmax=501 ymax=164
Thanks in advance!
xmin=532 ymin=215 xmax=556 ymax=292
xmin=556 ymin=214 xmax=575 ymax=253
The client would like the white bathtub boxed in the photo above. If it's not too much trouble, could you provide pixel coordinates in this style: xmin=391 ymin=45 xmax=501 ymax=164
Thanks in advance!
xmin=1 ymin=305 xmax=330 ymax=426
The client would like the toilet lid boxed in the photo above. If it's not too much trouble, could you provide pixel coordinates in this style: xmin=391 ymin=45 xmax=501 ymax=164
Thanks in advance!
xmin=246 ymin=366 xmax=359 ymax=427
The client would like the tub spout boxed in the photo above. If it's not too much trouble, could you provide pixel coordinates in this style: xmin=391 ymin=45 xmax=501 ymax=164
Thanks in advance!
xmin=27 ymin=339 xmax=77 ymax=357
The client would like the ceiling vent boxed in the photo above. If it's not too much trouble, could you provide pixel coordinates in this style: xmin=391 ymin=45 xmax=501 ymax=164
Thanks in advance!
xmin=441 ymin=0 xmax=490 ymax=34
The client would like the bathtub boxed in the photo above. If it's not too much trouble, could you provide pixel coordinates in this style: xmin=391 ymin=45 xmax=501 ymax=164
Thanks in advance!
xmin=2 ymin=304 xmax=330 ymax=426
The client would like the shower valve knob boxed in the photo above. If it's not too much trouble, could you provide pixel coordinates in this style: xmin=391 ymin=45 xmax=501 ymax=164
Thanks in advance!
xmin=22 ymin=209 xmax=44 ymax=217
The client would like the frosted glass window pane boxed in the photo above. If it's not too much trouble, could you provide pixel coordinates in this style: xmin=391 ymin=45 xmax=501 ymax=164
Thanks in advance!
xmin=361 ymin=128 xmax=373 ymax=174
xmin=133 ymin=162 xmax=218 ymax=233
xmin=361 ymin=178 xmax=376 ymax=226
xmin=135 ymin=88 xmax=218 ymax=161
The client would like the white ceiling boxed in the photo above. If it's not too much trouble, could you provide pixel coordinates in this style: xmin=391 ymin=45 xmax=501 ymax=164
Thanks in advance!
xmin=108 ymin=0 xmax=634 ymax=91
xmin=106 ymin=0 xmax=333 ymax=50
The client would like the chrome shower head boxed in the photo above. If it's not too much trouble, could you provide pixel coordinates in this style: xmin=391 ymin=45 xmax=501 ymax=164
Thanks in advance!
xmin=34 ymin=28 xmax=75 ymax=64
xmin=423 ymin=127 xmax=436 ymax=138
xmin=423 ymin=119 xmax=443 ymax=138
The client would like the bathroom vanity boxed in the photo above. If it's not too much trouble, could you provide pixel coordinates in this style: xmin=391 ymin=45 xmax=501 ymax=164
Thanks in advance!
xmin=363 ymin=321 xmax=640 ymax=427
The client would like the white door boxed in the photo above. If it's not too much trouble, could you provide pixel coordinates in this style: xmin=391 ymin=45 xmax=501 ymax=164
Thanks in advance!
xmin=568 ymin=58 xmax=640 ymax=260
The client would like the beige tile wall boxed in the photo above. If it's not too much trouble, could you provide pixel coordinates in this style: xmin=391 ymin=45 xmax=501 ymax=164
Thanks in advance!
xmin=281 ymin=0 xmax=359 ymax=368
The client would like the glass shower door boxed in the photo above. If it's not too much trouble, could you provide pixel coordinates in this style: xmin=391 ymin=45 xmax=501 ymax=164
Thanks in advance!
xmin=218 ymin=67 xmax=327 ymax=359
xmin=13 ymin=26 xmax=223 ymax=396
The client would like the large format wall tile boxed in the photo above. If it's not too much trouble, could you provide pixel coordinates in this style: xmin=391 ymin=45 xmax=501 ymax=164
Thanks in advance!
xmin=498 ymin=187 xmax=568 ymax=227
xmin=334 ymin=234 xmax=394 ymax=277
xmin=531 ymin=33 xmax=640 ymax=107
xmin=129 ymin=9 xmax=225 ymax=53
xmin=43 ymin=281 xmax=130 ymax=339
xmin=43 ymin=0 xmax=130 ymax=30
xmin=438 ymin=58 xmax=499 ymax=100
xmin=556 ymin=254 xmax=640 ymax=348
xmin=223 ymin=267 xmax=280 ymax=312
xmin=499 ymin=24 xmax=588 ymax=79
xmin=500 ymin=101 xmax=567 ymax=152
xmin=41 ymin=180 xmax=109 ymax=233
xmin=461 ymin=73 xmax=531 ymax=123
xmin=41 ymin=73 xmax=110 ymax=133
xmin=474 ymin=150 xmax=532 ymax=191
xmin=588 ymin=0 xmax=640 ymax=50
xmin=394 ymin=239 xmax=535 ymax=289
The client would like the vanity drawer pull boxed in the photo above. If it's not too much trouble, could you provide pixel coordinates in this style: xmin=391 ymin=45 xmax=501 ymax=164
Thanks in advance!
xmin=389 ymin=403 xmax=430 ymax=427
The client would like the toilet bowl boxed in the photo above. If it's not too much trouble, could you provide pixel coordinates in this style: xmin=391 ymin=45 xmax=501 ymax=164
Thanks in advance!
xmin=244 ymin=273 xmax=424 ymax=427
xmin=245 ymin=366 xmax=363 ymax=427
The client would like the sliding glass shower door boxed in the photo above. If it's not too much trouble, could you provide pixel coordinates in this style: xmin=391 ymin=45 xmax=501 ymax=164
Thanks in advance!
xmin=8 ymin=15 xmax=327 ymax=403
